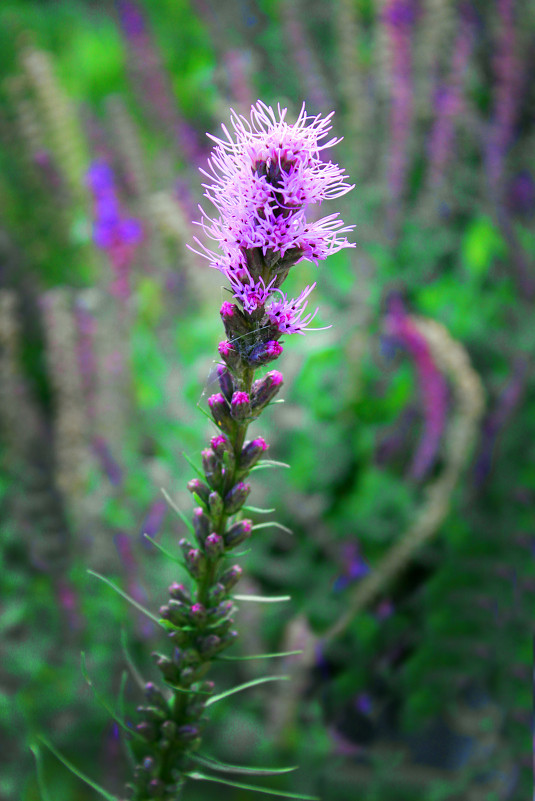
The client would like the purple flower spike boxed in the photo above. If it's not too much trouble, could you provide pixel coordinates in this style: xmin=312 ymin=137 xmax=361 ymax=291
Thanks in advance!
xmin=267 ymin=283 xmax=327 ymax=335
xmin=190 ymin=101 xmax=355 ymax=279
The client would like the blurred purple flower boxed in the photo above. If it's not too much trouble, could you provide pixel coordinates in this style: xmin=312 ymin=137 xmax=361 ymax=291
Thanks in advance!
xmin=486 ymin=0 xmax=522 ymax=191
xmin=384 ymin=294 xmax=448 ymax=481
xmin=140 ymin=498 xmax=167 ymax=543
xmin=93 ymin=436 xmax=123 ymax=487
xmin=333 ymin=541 xmax=370 ymax=592
xmin=427 ymin=5 xmax=475 ymax=191
xmin=87 ymin=161 xmax=143 ymax=301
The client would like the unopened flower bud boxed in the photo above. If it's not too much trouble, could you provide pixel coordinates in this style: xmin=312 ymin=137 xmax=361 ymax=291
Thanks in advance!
xmin=208 ymin=393 xmax=234 ymax=432
xmin=248 ymin=339 xmax=283 ymax=366
xmin=189 ymin=603 xmax=206 ymax=625
xmin=217 ymin=365 xmax=235 ymax=401
xmin=137 ymin=705 xmax=165 ymax=722
xmin=136 ymin=721 xmax=158 ymax=742
xmin=197 ymin=633 xmax=224 ymax=658
xmin=185 ymin=547 xmax=206 ymax=579
xmin=230 ymin=391 xmax=251 ymax=421
xmin=210 ymin=434 xmax=229 ymax=456
xmin=208 ymin=582 xmax=226 ymax=603
xmin=152 ymin=653 xmax=180 ymax=684
xmin=187 ymin=478 xmax=210 ymax=505
xmin=161 ymin=720 xmax=177 ymax=739
xmin=208 ymin=491 xmax=224 ymax=520
xmin=202 ymin=447 xmax=223 ymax=489
xmin=192 ymin=507 xmax=211 ymax=547
xmin=251 ymin=370 xmax=283 ymax=410
xmin=240 ymin=437 xmax=268 ymax=470
xmin=144 ymin=682 xmax=168 ymax=708
xmin=177 ymin=724 xmax=200 ymax=741
xmin=224 ymin=481 xmax=251 ymax=514
xmin=204 ymin=532 xmax=224 ymax=559
xmin=208 ymin=600 xmax=234 ymax=622
xmin=223 ymin=518 xmax=253 ymax=549
xmin=220 ymin=301 xmax=249 ymax=339
xmin=161 ymin=599 xmax=190 ymax=626
xmin=219 ymin=564 xmax=243 ymax=590
xmin=168 ymin=582 xmax=191 ymax=603
xmin=218 ymin=339 xmax=242 ymax=371
xmin=142 ymin=756 xmax=156 ymax=772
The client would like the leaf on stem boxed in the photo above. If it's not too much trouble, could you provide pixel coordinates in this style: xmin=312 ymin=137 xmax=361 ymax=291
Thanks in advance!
xmin=242 ymin=506 xmax=276 ymax=514
xmin=250 ymin=460 xmax=290 ymax=472
xmin=36 ymin=737 xmax=120 ymax=801
xmin=120 ymin=628 xmax=146 ymax=691
xmin=191 ymin=753 xmax=297 ymax=776
xmin=232 ymin=594 xmax=291 ymax=603
xmin=143 ymin=533 xmax=185 ymax=565
xmin=160 ymin=488 xmax=194 ymax=534
xmin=252 ymin=522 xmax=294 ymax=535
xmin=181 ymin=451 xmax=206 ymax=480
xmin=218 ymin=651 xmax=303 ymax=661
xmin=87 ymin=570 xmax=162 ymax=626
xmin=186 ymin=771 xmax=320 ymax=800
xmin=30 ymin=743 xmax=53 ymax=801
xmin=80 ymin=653 xmax=143 ymax=743
xmin=205 ymin=675 xmax=289 ymax=706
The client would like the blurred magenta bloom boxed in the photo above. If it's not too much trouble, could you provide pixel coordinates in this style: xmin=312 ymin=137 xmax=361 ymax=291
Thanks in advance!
xmin=384 ymin=295 xmax=448 ymax=481
xmin=87 ymin=161 xmax=143 ymax=300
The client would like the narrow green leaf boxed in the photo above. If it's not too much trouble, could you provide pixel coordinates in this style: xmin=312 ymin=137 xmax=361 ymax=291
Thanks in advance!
xmin=181 ymin=451 xmax=204 ymax=480
xmin=80 ymin=653 xmax=143 ymax=742
xmin=242 ymin=506 xmax=276 ymax=514
xmin=118 ymin=671 xmax=136 ymax=768
xmin=252 ymin=522 xmax=294 ymax=535
xmin=191 ymin=753 xmax=298 ymax=776
xmin=233 ymin=594 xmax=291 ymax=603
xmin=37 ymin=737 xmax=120 ymax=801
xmin=120 ymin=629 xmax=146 ymax=691
xmin=251 ymin=460 xmax=290 ymax=472
xmin=87 ymin=570 xmax=162 ymax=626
xmin=160 ymin=489 xmax=194 ymax=534
xmin=30 ymin=743 xmax=53 ymax=801
xmin=192 ymin=492 xmax=207 ymax=509
xmin=219 ymin=651 xmax=302 ymax=661
xmin=186 ymin=771 xmax=320 ymax=800
xmin=143 ymin=533 xmax=184 ymax=565
xmin=206 ymin=675 xmax=289 ymax=706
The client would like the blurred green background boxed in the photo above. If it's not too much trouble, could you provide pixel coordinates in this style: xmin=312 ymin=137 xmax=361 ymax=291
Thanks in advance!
xmin=0 ymin=0 xmax=533 ymax=799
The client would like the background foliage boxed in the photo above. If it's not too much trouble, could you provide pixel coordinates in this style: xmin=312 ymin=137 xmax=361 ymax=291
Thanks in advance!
xmin=0 ymin=0 xmax=533 ymax=799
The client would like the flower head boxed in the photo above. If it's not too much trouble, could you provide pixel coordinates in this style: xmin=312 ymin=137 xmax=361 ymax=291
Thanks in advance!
xmin=267 ymin=283 xmax=325 ymax=335
xmin=192 ymin=101 xmax=355 ymax=277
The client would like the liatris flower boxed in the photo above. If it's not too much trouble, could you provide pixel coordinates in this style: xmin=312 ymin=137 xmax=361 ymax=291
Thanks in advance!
xmin=86 ymin=161 xmax=143 ymax=302
xmin=426 ymin=3 xmax=476 ymax=193
xmin=486 ymin=0 xmax=522 ymax=193
xmin=381 ymin=0 xmax=417 ymax=235
xmin=123 ymin=102 xmax=354 ymax=799
xmin=384 ymin=294 xmax=448 ymax=481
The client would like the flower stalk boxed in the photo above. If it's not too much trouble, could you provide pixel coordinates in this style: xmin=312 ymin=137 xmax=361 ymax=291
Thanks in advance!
xmin=126 ymin=101 xmax=354 ymax=799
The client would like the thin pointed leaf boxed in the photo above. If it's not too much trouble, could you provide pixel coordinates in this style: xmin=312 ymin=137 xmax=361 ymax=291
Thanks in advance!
xmin=233 ymin=594 xmax=291 ymax=603
xmin=143 ymin=533 xmax=184 ymax=565
xmin=191 ymin=753 xmax=297 ymax=776
xmin=242 ymin=506 xmax=276 ymax=514
xmin=30 ymin=743 xmax=53 ymax=801
xmin=160 ymin=489 xmax=194 ymax=534
xmin=87 ymin=570 xmax=162 ymax=626
xmin=206 ymin=675 xmax=289 ymax=706
xmin=80 ymin=653 xmax=143 ymax=743
xmin=218 ymin=651 xmax=303 ymax=661
xmin=181 ymin=451 xmax=205 ymax=480
xmin=252 ymin=522 xmax=294 ymax=535
xmin=167 ymin=683 xmax=214 ymax=696
xmin=37 ymin=737 xmax=119 ymax=801
xmin=195 ymin=401 xmax=220 ymax=429
xmin=191 ymin=492 xmax=208 ymax=509
xmin=118 ymin=671 xmax=136 ymax=768
xmin=250 ymin=460 xmax=290 ymax=472
xmin=186 ymin=771 xmax=320 ymax=800
xmin=120 ymin=629 xmax=146 ymax=691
